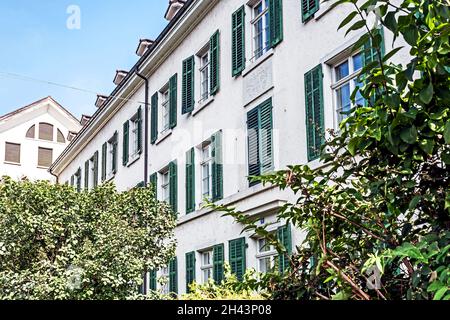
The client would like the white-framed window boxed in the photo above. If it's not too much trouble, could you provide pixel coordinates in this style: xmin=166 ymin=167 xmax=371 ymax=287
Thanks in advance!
xmin=199 ymin=50 xmax=210 ymax=102
xmin=200 ymin=250 xmax=213 ymax=283
xmin=251 ymin=0 xmax=270 ymax=61
xmin=200 ymin=142 xmax=213 ymax=201
xmin=161 ymin=169 xmax=170 ymax=203
xmin=107 ymin=139 xmax=115 ymax=176
xmin=161 ymin=87 xmax=170 ymax=134
xmin=256 ymin=237 xmax=277 ymax=274
xmin=89 ymin=157 xmax=95 ymax=189
xmin=130 ymin=116 xmax=139 ymax=158
xmin=160 ymin=266 xmax=170 ymax=295
xmin=331 ymin=51 xmax=365 ymax=124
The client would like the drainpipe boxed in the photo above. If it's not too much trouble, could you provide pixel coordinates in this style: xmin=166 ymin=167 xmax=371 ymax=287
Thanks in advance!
xmin=136 ymin=70 xmax=149 ymax=187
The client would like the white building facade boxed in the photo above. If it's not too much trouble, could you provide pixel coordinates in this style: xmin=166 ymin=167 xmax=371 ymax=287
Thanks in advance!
xmin=0 ymin=97 xmax=81 ymax=182
xmin=50 ymin=0 xmax=410 ymax=294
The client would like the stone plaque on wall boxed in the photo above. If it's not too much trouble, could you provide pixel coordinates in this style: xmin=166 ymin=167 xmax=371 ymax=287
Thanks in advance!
xmin=243 ymin=57 xmax=274 ymax=106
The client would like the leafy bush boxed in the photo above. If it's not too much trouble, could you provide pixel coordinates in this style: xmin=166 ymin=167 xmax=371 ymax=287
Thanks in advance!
xmin=0 ymin=177 xmax=177 ymax=300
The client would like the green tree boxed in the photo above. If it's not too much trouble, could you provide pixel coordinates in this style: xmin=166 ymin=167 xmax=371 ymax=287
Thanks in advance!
xmin=0 ymin=177 xmax=176 ymax=300
xmin=209 ymin=0 xmax=450 ymax=300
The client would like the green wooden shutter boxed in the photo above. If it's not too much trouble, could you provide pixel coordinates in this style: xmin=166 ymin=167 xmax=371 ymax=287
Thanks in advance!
xmin=70 ymin=175 xmax=74 ymax=186
xmin=151 ymin=92 xmax=158 ymax=144
xmin=247 ymin=99 xmax=273 ymax=186
xmin=229 ymin=238 xmax=246 ymax=281
xmin=84 ymin=160 xmax=89 ymax=190
xmin=112 ymin=132 xmax=118 ymax=174
xmin=210 ymin=30 xmax=220 ymax=95
xmin=247 ymin=107 xmax=260 ymax=186
xmin=211 ymin=131 xmax=223 ymax=201
xmin=76 ymin=168 xmax=82 ymax=193
xmin=169 ymin=74 xmax=178 ymax=128
xmin=182 ymin=56 xmax=195 ymax=114
xmin=137 ymin=106 xmax=143 ymax=154
xmin=150 ymin=173 xmax=158 ymax=199
xmin=93 ymin=151 xmax=99 ymax=188
xmin=186 ymin=148 xmax=195 ymax=214
xmin=149 ymin=270 xmax=157 ymax=291
xmin=101 ymin=142 xmax=107 ymax=181
xmin=169 ymin=161 xmax=178 ymax=214
xmin=185 ymin=252 xmax=196 ymax=293
xmin=232 ymin=6 xmax=245 ymax=76
xmin=304 ymin=64 xmax=324 ymax=161
xmin=269 ymin=0 xmax=283 ymax=47
xmin=123 ymin=120 xmax=129 ymax=166
xmin=301 ymin=0 xmax=320 ymax=23
xmin=169 ymin=257 xmax=178 ymax=294
xmin=213 ymin=244 xmax=225 ymax=283
xmin=277 ymin=224 xmax=292 ymax=273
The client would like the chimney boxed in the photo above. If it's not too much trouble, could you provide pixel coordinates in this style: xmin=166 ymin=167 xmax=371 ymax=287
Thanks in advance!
xmin=165 ymin=0 xmax=186 ymax=21
xmin=95 ymin=95 xmax=108 ymax=109
xmin=136 ymin=39 xmax=155 ymax=57
xmin=114 ymin=70 xmax=129 ymax=85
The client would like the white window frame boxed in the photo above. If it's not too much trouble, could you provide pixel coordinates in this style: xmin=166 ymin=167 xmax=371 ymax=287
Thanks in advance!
xmin=160 ymin=266 xmax=170 ymax=295
xmin=160 ymin=86 xmax=170 ymax=134
xmin=331 ymin=51 xmax=365 ymax=126
xmin=199 ymin=50 xmax=210 ymax=103
xmin=200 ymin=142 xmax=213 ymax=202
xmin=160 ymin=169 xmax=170 ymax=203
xmin=130 ymin=115 xmax=139 ymax=159
xmin=255 ymin=237 xmax=277 ymax=274
xmin=89 ymin=157 xmax=95 ymax=189
xmin=200 ymin=250 xmax=213 ymax=284
xmin=250 ymin=0 xmax=270 ymax=62
xmin=107 ymin=139 xmax=115 ymax=177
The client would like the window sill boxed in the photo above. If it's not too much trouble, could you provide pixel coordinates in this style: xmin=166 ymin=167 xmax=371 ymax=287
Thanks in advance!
xmin=127 ymin=154 xmax=140 ymax=167
xmin=4 ymin=161 xmax=21 ymax=166
xmin=106 ymin=172 xmax=116 ymax=182
xmin=155 ymin=130 xmax=172 ymax=145
xmin=37 ymin=166 xmax=50 ymax=170
xmin=242 ymin=49 xmax=274 ymax=78
xmin=192 ymin=96 xmax=214 ymax=117
xmin=314 ymin=0 xmax=336 ymax=21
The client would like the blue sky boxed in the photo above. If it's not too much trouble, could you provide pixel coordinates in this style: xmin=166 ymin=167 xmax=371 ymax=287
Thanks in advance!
xmin=0 ymin=0 xmax=168 ymax=118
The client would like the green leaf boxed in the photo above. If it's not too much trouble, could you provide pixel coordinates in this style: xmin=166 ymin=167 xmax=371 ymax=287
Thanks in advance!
xmin=433 ymin=287 xmax=448 ymax=300
xmin=338 ymin=11 xmax=358 ymax=30
xmin=409 ymin=196 xmax=421 ymax=210
xmin=444 ymin=121 xmax=450 ymax=144
xmin=419 ymin=82 xmax=434 ymax=104
xmin=382 ymin=47 xmax=404 ymax=63
xmin=345 ymin=20 xmax=367 ymax=36
xmin=348 ymin=138 xmax=359 ymax=156
xmin=400 ymin=126 xmax=418 ymax=144
xmin=384 ymin=11 xmax=398 ymax=33
xmin=419 ymin=139 xmax=434 ymax=155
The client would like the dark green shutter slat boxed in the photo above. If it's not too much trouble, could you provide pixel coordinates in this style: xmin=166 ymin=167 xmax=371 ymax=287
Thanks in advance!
xmin=301 ymin=0 xmax=320 ymax=23
xmin=211 ymin=131 xmax=223 ymax=201
xmin=278 ymin=224 xmax=292 ymax=273
xmin=151 ymin=92 xmax=158 ymax=144
xmin=150 ymin=173 xmax=158 ymax=199
xmin=185 ymin=252 xmax=196 ymax=293
xmin=123 ymin=120 xmax=129 ymax=166
xmin=169 ymin=161 xmax=178 ymax=214
xmin=169 ymin=74 xmax=178 ymax=128
xmin=304 ymin=64 xmax=324 ymax=161
xmin=213 ymin=244 xmax=224 ymax=283
xmin=101 ymin=142 xmax=107 ymax=181
xmin=169 ymin=257 xmax=178 ymax=294
xmin=210 ymin=30 xmax=220 ymax=95
xmin=186 ymin=148 xmax=195 ymax=214
xmin=84 ymin=160 xmax=89 ymax=190
xmin=112 ymin=132 xmax=118 ymax=174
xmin=93 ymin=151 xmax=99 ymax=188
xmin=182 ymin=56 xmax=195 ymax=114
xmin=149 ymin=270 xmax=157 ymax=291
xmin=76 ymin=168 xmax=81 ymax=193
xmin=70 ymin=175 xmax=74 ymax=186
xmin=269 ymin=0 xmax=283 ymax=47
xmin=137 ymin=106 xmax=143 ymax=154
xmin=247 ymin=107 xmax=260 ymax=185
xmin=232 ymin=6 xmax=245 ymax=76
xmin=229 ymin=238 xmax=246 ymax=281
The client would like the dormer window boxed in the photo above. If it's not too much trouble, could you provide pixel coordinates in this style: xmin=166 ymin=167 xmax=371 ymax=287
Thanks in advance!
xmin=165 ymin=0 xmax=186 ymax=21
xmin=114 ymin=70 xmax=128 ymax=86
xmin=136 ymin=39 xmax=154 ymax=57
xmin=95 ymin=95 xmax=108 ymax=109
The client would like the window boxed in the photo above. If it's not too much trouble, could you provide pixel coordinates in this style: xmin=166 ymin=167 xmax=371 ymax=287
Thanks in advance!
xmin=161 ymin=169 xmax=170 ymax=203
xmin=332 ymin=52 xmax=365 ymax=124
xmin=130 ymin=118 xmax=139 ymax=156
xmin=251 ymin=0 xmax=270 ymax=61
xmin=106 ymin=133 xmax=118 ymax=177
xmin=39 ymin=123 xmax=53 ymax=141
xmin=256 ymin=238 xmax=277 ymax=273
xmin=160 ymin=266 xmax=170 ymax=295
xmin=161 ymin=87 xmax=170 ymax=133
xmin=4 ymin=142 xmax=20 ymax=164
xmin=201 ymin=142 xmax=213 ymax=200
xmin=37 ymin=147 xmax=53 ymax=168
xmin=26 ymin=125 xmax=35 ymax=138
xmin=200 ymin=250 xmax=213 ymax=283
xmin=89 ymin=157 xmax=96 ymax=188
xmin=199 ymin=49 xmax=210 ymax=102
xmin=57 ymin=129 xmax=65 ymax=143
